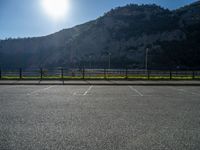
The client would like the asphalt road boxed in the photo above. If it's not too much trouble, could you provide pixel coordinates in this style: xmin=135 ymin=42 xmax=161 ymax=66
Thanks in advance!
xmin=0 ymin=85 xmax=200 ymax=150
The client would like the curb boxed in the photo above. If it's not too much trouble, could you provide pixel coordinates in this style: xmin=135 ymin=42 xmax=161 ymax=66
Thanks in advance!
xmin=1 ymin=83 xmax=200 ymax=86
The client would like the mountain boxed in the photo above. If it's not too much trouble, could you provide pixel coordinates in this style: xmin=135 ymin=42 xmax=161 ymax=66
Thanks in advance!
xmin=0 ymin=2 xmax=200 ymax=69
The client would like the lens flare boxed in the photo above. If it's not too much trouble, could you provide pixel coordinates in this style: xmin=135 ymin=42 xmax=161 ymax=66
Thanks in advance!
xmin=41 ymin=0 xmax=69 ymax=20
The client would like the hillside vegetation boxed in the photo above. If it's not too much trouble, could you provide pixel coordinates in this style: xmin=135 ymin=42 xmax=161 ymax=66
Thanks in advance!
xmin=0 ymin=2 xmax=200 ymax=69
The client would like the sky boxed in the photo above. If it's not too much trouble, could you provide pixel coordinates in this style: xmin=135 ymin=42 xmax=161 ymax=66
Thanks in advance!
xmin=0 ymin=0 xmax=197 ymax=39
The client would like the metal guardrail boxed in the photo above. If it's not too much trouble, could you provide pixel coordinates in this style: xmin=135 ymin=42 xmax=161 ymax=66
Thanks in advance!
xmin=0 ymin=68 xmax=199 ymax=80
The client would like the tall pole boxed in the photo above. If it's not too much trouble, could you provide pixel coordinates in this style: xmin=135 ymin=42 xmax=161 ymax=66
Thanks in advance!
xmin=0 ymin=67 xmax=1 ymax=79
xmin=145 ymin=48 xmax=149 ymax=74
xmin=108 ymin=52 xmax=111 ymax=70
xmin=89 ymin=55 xmax=92 ymax=69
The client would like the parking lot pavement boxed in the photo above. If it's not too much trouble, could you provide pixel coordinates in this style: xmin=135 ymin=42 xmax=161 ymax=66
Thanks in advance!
xmin=0 ymin=85 xmax=200 ymax=150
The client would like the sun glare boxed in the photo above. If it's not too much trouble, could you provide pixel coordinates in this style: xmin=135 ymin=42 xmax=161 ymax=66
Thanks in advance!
xmin=41 ymin=0 xmax=69 ymax=20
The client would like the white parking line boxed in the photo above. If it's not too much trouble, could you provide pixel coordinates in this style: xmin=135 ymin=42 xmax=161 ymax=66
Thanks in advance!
xmin=128 ymin=86 xmax=144 ymax=96
xmin=83 ymin=86 xmax=93 ymax=96
xmin=27 ymin=86 xmax=55 ymax=95
xmin=177 ymin=88 xmax=200 ymax=96
xmin=169 ymin=87 xmax=200 ymax=96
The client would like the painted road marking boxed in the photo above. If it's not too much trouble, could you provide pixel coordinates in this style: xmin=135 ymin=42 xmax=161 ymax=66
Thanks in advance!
xmin=169 ymin=87 xmax=200 ymax=96
xmin=128 ymin=86 xmax=144 ymax=96
xmin=27 ymin=86 xmax=55 ymax=95
xmin=83 ymin=86 xmax=93 ymax=96
xmin=177 ymin=88 xmax=200 ymax=96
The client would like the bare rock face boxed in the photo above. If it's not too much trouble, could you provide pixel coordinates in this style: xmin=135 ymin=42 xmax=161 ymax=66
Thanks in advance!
xmin=0 ymin=2 xmax=200 ymax=69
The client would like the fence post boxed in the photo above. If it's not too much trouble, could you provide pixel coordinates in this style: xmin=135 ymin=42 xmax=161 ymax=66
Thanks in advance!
xmin=19 ymin=68 xmax=22 ymax=79
xmin=82 ymin=67 xmax=85 ymax=79
xmin=40 ymin=68 xmax=43 ymax=80
xmin=104 ymin=68 xmax=106 ymax=79
xmin=170 ymin=70 xmax=172 ymax=80
xmin=125 ymin=68 xmax=128 ymax=79
xmin=192 ymin=71 xmax=195 ymax=80
xmin=147 ymin=70 xmax=150 ymax=80
xmin=61 ymin=68 xmax=64 ymax=79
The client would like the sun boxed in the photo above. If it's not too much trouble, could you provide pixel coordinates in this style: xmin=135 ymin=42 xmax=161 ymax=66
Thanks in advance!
xmin=41 ymin=0 xmax=69 ymax=20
